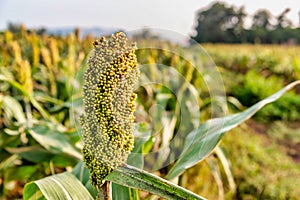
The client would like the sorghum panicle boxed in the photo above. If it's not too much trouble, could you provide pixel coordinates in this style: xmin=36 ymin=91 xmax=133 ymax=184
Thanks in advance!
xmin=81 ymin=32 xmax=139 ymax=186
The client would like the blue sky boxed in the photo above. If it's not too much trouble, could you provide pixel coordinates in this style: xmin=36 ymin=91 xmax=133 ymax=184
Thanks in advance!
xmin=0 ymin=0 xmax=299 ymax=36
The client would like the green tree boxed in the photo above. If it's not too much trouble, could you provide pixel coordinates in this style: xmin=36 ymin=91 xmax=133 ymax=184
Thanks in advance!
xmin=190 ymin=2 xmax=299 ymax=44
xmin=190 ymin=2 xmax=246 ymax=44
xmin=270 ymin=8 xmax=294 ymax=44
xmin=252 ymin=9 xmax=274 ymax=30
xmin=276 ymin=8 xmax=292 ymax=29
xmin=247 ymin=9 xmax=274 ymax=43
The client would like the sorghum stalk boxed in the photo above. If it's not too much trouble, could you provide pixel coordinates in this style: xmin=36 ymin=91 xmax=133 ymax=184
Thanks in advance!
xmin=80 ymin=32 xmax=139 ymax=188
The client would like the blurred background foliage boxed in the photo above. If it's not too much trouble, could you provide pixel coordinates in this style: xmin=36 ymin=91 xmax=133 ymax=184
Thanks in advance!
xmin=0 ymin=24 xmax=299 ymax=199
xmin=191 ymin=2 xmax=300 ymax=44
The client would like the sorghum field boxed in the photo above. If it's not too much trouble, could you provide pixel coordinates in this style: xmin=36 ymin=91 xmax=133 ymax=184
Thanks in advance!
xmin=0 ymin=26 xmax=300 ymax=199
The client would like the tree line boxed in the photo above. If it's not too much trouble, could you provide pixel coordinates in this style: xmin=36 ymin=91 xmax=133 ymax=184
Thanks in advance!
xmin=190 ymin=2 xmax=300 ymax=44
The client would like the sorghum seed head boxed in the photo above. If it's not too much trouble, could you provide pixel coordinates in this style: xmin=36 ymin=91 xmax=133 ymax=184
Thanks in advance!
xmin=81 ymin=31 xmax=139 ymax=186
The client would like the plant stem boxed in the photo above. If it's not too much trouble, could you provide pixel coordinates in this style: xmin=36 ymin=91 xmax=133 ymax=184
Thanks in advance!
xmin=97 ymin=181 xmax=112 ymax=200
xmin=24 ymin=98 xmax=33 ymax=128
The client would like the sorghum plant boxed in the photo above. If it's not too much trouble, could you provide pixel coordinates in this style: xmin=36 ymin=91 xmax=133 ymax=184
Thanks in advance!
xmin=80 ymin=32 xmax=139 ymax=187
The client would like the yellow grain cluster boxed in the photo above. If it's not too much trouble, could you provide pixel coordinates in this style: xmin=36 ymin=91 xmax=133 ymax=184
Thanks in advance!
xmin=81 ymin=32 xmax=139 ymax=186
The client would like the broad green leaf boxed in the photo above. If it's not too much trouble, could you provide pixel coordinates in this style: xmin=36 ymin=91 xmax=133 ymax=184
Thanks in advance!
xmin=6 ymin=145 xmax=78 ymax=166
xmin=0 ymin=154 xmax=20 ymax=171
xmin=0 ymin=74 xmax=51 ymax=120
xmin=4 ymin=128 xmax=20 ymax=136
xmin=112 ymin=183 xmax=130 ymax=200
xmin=23 ymin=182 xmax=45 ymax=200
xmin=4 ymin=165 xmax=37 ymax=181
xmin=72 ymin=161 xmax=90 ymax=183
xmin=51 ymin=154 xmax=79 ymax=168
xmin=112 ymin=183 xmax=139 ymax=200
xmin=166 ymin=81 xmax=300 ymax=179
xmin=28 ymin=124 xmax=82 ymax=159
xmin=2 ymin=95 xmax=26 ymax=124
xmin=52 ymin=96 xmax=82 ymax=110
xmin=127 ymin=123 xmax=152 ymax=168
xmin=5 ymin=146 xmax=54 ymax=163
xmin=24 ymin=172 xmax=93 ymax=200
xmin=106 ymin=164 xmax=206 ymax=200
xmin=72 ymin=161 xmax=98 ymax=198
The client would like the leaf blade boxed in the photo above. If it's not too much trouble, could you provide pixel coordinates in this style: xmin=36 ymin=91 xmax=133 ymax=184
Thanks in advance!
xmin=106 ymin=164 xmax=206 ymax=200
xmin=166 ymin=80 xmax=300 ymax=179
xmin=28 ymin=125 xmax=82 ymax=159
xmin=24 ymin=172 xmax=93 ymax=200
